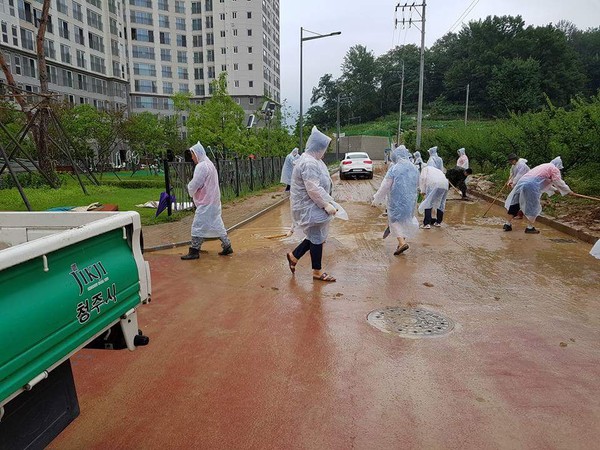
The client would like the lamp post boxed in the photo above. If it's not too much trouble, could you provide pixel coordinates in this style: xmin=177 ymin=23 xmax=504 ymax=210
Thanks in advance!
xmin=299 ymin=27 xmax=341 ymax=151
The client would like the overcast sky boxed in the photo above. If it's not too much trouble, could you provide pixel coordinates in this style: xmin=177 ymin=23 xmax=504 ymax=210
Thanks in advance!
xmin=279 ymin=0 xmax=600 ymax=122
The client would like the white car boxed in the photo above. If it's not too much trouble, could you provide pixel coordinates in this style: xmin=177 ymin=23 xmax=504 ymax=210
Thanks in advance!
xmin=339 ymin=152 xmax=373 ymax=180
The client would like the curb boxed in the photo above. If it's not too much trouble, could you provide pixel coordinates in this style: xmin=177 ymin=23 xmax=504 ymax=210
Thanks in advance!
xmin=143 ymin=196 xmax=289 ymax=253
xmin=470 ymin=189 xmax=598 ymax=245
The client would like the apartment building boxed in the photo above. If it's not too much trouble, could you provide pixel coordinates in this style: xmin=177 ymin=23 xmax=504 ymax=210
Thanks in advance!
xmin=0 ymin=0 xmax=129 ymax=108
xmin=0 ymin=0 xmax=281 ymax=120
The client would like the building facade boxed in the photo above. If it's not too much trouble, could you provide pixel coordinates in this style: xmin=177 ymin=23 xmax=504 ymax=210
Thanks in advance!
xmin=0 ymin=0 xmax=280 ymax=120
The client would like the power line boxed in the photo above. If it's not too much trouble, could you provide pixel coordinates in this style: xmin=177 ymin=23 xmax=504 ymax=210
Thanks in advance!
xmin=449 ymin=0 xmax=480 ymax=33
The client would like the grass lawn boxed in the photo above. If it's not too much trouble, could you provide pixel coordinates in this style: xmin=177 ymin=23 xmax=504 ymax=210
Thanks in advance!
xmin=0 ymin=171 xmax=283 ymax=226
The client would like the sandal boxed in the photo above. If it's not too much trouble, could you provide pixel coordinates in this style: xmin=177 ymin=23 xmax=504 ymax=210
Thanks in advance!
xmin=286 ymin=253 xmax=297 ymax=274
xmin=394 ymin=244 xmax=409 ymax=255
xmin=313 ymin=272 xmax=336 ymax=282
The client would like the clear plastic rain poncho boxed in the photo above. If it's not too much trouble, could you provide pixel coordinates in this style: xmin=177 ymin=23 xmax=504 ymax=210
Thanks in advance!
xmin=373 ymin=147 xmax=419 ymax=238
xmin=280 ymin=147 xmax=299 ymax=185
xmin=456 ymin=148 xmax=469 ymax=169
xmin=188 ymin=142 xmax=228 ymax=238
xmin=383 ymin=144 xmax=405 ymax=176
xmin=290 ymin=127 xmax=347 ymax=244
xmin=509 ymin=158 xmax=530 ymax=186
xmin=418 ymin=165 xmax=449 ymax=214
xmin=590 ymin=239 xmax=600 ymax=259
xmin=413 ymin=151 xmax=424 ymax=170
xmin=426 ymin=146 xmax=444 ymax=172
xmin=504 ymin=159 xmax=571 ymax=222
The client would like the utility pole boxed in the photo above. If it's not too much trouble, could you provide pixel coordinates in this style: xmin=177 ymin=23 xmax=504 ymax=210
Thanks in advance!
xmin=336 ymin=93 xmax=350 ymax=161
xmin=464 ymin=83 xmax=470 ymax=125
xmin=395 ymin=2 xmax=426 ymax=149
xmin=396 ymin=60 xmax=405 ymax=145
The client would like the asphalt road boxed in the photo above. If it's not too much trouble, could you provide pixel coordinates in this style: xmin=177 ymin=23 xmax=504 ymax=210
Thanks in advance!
xmin=51 ymin=172 xmax=600 ymax=450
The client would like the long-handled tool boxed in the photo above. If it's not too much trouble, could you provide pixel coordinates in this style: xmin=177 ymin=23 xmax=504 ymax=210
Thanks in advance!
xmin=571 ymin=192 xmax=600 ymax=202
xmin=482 ymin=180 xmax=509 ymax=218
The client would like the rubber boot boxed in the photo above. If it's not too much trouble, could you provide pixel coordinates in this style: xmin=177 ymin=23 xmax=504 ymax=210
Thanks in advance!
xmin=181 ymin=247 xmax=200 ymax=260
xmin=218 ymin=245 xmax=233 ymax=256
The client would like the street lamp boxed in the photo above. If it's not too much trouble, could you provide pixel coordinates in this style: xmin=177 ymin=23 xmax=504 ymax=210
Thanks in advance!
xmin=299 ymin=27 xmax=341 ymax=151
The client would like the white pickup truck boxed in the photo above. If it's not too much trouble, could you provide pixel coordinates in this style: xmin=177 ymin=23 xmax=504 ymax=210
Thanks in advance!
xmin=0 ymin=211 xmax=151 ymax=448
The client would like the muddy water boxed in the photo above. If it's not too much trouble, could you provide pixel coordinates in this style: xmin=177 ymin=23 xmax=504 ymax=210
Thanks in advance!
xmin=51 ymin=170 xmax=600 ymax=450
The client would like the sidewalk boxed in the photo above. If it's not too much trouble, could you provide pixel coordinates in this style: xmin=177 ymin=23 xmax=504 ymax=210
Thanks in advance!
xmin=142 ymin=187 xmax=288 ymax=251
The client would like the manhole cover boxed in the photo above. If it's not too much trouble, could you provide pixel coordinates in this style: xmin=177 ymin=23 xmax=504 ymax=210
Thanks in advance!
xmin=367 ymin=307 xmax=454 ymax=338
xmin=549 ymin=238 xmax=577 ymax=244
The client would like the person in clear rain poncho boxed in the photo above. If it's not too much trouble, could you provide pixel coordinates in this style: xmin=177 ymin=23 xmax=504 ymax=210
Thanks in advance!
xmin=280 ymin=147 xmax=300 ymax=191
xmin=286 ymin=127 xmax=346 ymax=282
xmin=426 ymin=146 xmax=445 ymax=172
xmin=507 ymin=153 xmax=530 ymax=188
xmin=181 ymin=142 xmax=233 ymax=260
xmin=456 ymin=148 xmax=469 ymax=169
xmin=503 ymin=156 xmax=572 ymax=234
xmin=418 ymin=165 xmax=449 ymax=229
xmin=413 ymin=150 xmax=424 ymax=171
xmin=372 ymin=146 xmax=419 ymax=255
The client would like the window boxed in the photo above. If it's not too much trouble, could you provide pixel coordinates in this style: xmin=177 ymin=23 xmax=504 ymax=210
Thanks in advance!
xmin=13 ymin=55 xmax=21 ymax=75
xmin=57 ymin=0 xmax=68 ymax=14
xmin=232 ymin=11 xmax=237 ymax=18
xmin=179 ymin=83 xmax=189 ymax=93
xmin=131 ymin=28 xmax=154 ymax=43
xmin=249 ymin=97 xmax=254 ymax=105
xmin=191 ymin=2 xmax=201 ymax=14
xmin=205 ymin=16 xmax=213 ymax=29
xmin=192 ymin=35 xmax=202 ymax=46
xmin=133 ymin=62 xmax=156 ymax=76
xmin=177 ymin=67 xmax=188 ymax=79
xmin=220 ymin=47 xmax=226 ymax=55
xmin=88 ymin=32 xmax=105 ymax=51
xmin=44 ymin=39 xmax=56 ymax=59
xmin=160 ymin=31 xmax=170 ymax=44
xmin=233 ymin=46 xmax=238 ymax=53
xmin=193 ymin=51 xmax=203 ymax=63
xmin=194 ymin=68 xmax=203 ymax=79
xmin=177 ymin=51 xmax=187 ymax=63
xmin=20 ymin=28 xmax=34 ymax=50
xmin=248 ymin=46 xmax=252 ymax=53
xmin=205 ymin=0 xmax=212 ymax=12
xmin=207 ymin=49 xmax=214 ymax=62
xmin=110 ymin=18 xmax=118 ymax=35
xmin=60 ymin=44 xmax=71 ymax=63
xmin=219 ymin=13 xmax=225 ymax=20
xmin=129 ymin=0 xmax=152 ymax=7
xmin=88 ymin=0 xmax=102 ymax=8
xmin=161 ymin=48 xmax=171 ymax=61
xmin=18 ymin=1 xmax=33 ymax=23
xmin=195 ymin=84 xmax=205 ymax=96
xmin=247 ymin=29 xmax=252 ymax=36
xmin=162 ymin=65 xmax=172 ymax=78
xmin=76 ymin=49 xmax=86 ymax=68
xmin=74 ymin=26 xmax=85 ymax=45
xmin=174 ymin=1 xmax=185 ymax=13
xmin=207 ymin=66 xmax=215 ymax=78
xmin=132 ymin=45 xmax=155 ymax=59
xmin=220 ymin=31 xmax=225 ymax=37
xmin=111 ymin=39 xmax=119 ymax=56
xmin=159 ymin=15 xmax=169 ymax=28
xmin=176 ymin=34 xmax=187 ymax=47
xmin=248 ymin=63 xmax=253 ymax=70
xmin=176 ymin=18 xmax=186 ymax=30
xmin=221 ymin=64 xmax=226 ymax=71
xmin=234 ymin=80 xmax=239 ymax=87
xmin=1 ymin=22 xmax=8 ymax=43
xmin=72 ymin=2 xmax=83 ymax=21
xmin=233 ymin=29 xmax=238 ymax=36
xmin=12 ymin=25 xmax=18 ymax=46
xmin=48 ymin=65 xmax=58 ymax=84
xmin=247 ymin=12 xmax=252 ymax=18
xmin=163 ymin=82 xmax=173 ymax=94
xmin=90 ymin=54 xmax=105 ymax=73
xmin=192 ymin=18 xmax=202 ymax=30
xmin=158 ymin=0 xmax=168 ymax=11
xmin=135 ymin=79 xmax=157 ymax=93
xmin=59 ymin=19 xmax=69 ymax=39
xmin=77 ymin=73 xmax=87 ymax=90
xmin=206 ymin=33 xmax=214 ymax=45
xmin=130 ymin=11 xmax=153 ymax=25
xmin=249 ymin=81 xmax=253 ymax=87
xmin=233 ymin=63 xmax=238 ymax=70
xmin=87 ymin=9 xmax=103 ymax=31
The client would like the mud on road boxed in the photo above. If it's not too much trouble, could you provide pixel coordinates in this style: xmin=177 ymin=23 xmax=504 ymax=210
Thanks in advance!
xmin=52 ymin=166 xmax=600 ymax=450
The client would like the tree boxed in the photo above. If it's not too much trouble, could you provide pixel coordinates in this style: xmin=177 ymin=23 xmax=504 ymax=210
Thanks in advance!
xmin=340 ymin=45 xmax=379 ymax=123
xmin=487 ymin=58 xmax=542 ymax=115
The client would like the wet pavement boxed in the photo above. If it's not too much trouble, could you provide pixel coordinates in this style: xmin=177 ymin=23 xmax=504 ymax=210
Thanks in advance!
xmin=51 ymin=170 xmax=600 ymax=449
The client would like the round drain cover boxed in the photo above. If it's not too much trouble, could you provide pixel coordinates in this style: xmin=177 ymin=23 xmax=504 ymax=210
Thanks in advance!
xmin=367 ymin=307 xmax=454 ymax=338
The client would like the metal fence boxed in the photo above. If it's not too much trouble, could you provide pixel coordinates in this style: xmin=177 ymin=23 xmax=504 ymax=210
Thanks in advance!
xmin=164 ymin=156 xmax=285 ymax=216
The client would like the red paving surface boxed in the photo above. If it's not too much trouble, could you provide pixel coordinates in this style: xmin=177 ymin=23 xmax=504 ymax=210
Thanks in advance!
xmin=50 ymin=172 xmax=600 ymax=450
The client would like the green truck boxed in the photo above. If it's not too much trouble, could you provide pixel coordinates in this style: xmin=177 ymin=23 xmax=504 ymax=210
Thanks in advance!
xmin=0 ymin=211 xmax=151 ymax=447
